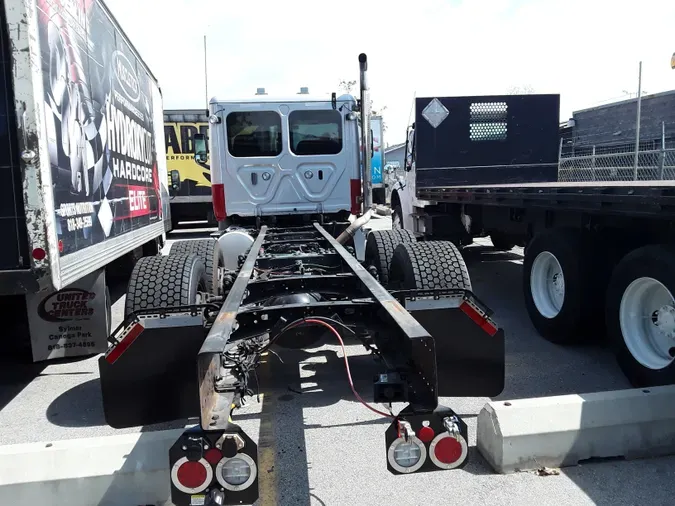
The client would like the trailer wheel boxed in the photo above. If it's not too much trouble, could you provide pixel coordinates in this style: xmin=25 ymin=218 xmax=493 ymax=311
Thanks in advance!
xmin=365 ymin=229 xmax=416 ymax=286
xmin=125 ymin=253 xmax=206 ymax=318
xmin=388 ymin=240 xmax=471 ymax=291
xmin=606 ymin=245 xmax=675 ymax=386
xmin=523 ymin=229 xmax=597 ymax=345
xmin=169 ymin=239 xmax=222 ymax=296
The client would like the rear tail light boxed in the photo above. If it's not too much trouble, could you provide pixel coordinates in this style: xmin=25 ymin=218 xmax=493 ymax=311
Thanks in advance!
xmin=350 ymin=179 xmax=361 ymax=215
xmin=385 ymin=410 xmax=469 ymax=475
xmin=387 ymin=436 xmax=427 ymax=474
xmin=215 ymin=453 xmax=258 ymax=491
xmin=429 ymin=432 xmax=468 ymax=470
xmin=212 ymin=183 xmax=227 ymax=221
xmin=170 ymin=457 xmax=213 ymax=494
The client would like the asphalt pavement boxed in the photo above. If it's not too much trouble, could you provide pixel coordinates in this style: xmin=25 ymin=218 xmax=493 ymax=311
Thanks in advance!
xmin=2 ymin=217 xmax=675 ymax=506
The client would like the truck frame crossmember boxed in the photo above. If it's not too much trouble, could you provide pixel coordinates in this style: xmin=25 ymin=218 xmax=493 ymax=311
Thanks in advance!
xmin=198 ymin=223 xmax=441 ymax=432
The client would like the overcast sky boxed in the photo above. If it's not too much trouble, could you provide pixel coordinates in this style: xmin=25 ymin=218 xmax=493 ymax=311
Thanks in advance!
xmin=106 ymin=0 xmax=675 ymax=145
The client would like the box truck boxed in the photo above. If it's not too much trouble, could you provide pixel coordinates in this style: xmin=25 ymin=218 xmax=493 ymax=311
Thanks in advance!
xmin=1 ymin=0 xmax=171 ymax=362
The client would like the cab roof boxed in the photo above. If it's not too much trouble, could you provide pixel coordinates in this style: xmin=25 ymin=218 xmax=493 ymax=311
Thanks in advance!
xmin=208 ymin=93 xmax=357 ymax=106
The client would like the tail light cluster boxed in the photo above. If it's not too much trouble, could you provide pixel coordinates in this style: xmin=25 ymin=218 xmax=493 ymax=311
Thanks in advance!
xmin=169 ymin=427 xmax=259 ymax=506
xmin=385 ymin=407 xmax=469 ymax=475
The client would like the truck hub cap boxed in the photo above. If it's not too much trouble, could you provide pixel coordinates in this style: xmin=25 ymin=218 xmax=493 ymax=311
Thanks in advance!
xmin=530 ymin=251 xmax=565 ymax=319
xmin=620 ymin=277 xmax=675 ymax=370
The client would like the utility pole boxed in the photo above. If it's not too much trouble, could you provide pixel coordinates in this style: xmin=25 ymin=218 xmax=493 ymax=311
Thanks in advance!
xmin=633 ymin=61 xmax=643 ymax=180
xmin=204 ymin=34 xmax=209 ymax=111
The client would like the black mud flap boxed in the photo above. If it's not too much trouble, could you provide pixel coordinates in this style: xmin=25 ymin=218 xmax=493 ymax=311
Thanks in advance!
xmin=99 ymin=312 xmax=209 ymax=428
xmin=396 ymin=290 xmax=505 ymax=397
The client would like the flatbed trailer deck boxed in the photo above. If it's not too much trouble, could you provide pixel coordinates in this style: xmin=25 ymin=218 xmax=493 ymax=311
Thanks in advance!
xmin=417 ymin=181 xmax=675 ymax=218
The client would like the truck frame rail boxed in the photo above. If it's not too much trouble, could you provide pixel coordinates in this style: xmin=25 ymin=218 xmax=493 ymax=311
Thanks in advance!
xmin=99 ymin=221 xmax=504 ymax=505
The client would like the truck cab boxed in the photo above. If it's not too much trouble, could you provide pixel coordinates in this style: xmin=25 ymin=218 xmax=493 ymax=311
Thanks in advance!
xmin=195 ymin=92 xmax=362 ymax=226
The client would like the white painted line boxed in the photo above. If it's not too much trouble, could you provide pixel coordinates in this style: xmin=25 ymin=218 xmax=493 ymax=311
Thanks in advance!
xmin=0 ymin=429 xmax=184 ymax=506
xmin=476 ymin=385 xmax=675 ymax=474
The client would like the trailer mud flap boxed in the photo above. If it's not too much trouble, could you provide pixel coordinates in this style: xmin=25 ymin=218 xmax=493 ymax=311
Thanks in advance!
xmin=402 ymin=293 xmax=504 ymax=397
xmin=99 ymin=313 xmax=208 ymax=428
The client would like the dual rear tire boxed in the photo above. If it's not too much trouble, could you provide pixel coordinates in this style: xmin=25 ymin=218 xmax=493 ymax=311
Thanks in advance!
xmin=523 ymin=229 xmax=675 ymax=387
xmin=365 ymin=228 xmax=471 ymax=292
xmin=124 ymin=238 xmax=222 ymax=319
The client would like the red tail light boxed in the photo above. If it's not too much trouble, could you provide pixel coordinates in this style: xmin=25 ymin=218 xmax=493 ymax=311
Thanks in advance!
xmin=350 ymin=179 xmax=361 ymax=215
xmin=429 ymin=433 xmax=468 ymax=470
xmin=212 ymin=183 xmax=227 ymax=221
xmin=171 ymin=457 xmax=213 ymax=494
xmin=460 ymin=300 xmax=498 ymax=336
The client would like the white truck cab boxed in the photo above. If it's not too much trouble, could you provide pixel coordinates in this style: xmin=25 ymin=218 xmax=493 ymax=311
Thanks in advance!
xmin=194 ymin=92 xmax=362 ymax=224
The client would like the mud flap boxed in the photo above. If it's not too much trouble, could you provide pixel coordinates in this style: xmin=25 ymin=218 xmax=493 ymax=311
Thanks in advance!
xmin=99 ymin=312 xmax=208 ymax=428
xmin=398 ymin=290 xmax=505 ymax=397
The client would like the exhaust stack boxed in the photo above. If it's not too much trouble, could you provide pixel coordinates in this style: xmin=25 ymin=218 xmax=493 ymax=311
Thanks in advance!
xmin=359 ymin=53 xmax=372 ymax=213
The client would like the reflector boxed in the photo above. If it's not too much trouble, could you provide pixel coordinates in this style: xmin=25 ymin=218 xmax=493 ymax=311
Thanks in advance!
xmin=216 ymin=453 xmax=258 ymax=491
xmin=429 ymin=433 xmax=468 ymax=470
xmin=418 ymin=425 xmax=435 ymax=443
xmin=204 ymin=448 xmax=223 ymax=465
xmin=170 ymin=457 xmax=213 ymax=494
xmin=387 ymin=436 xmax=427 ymax=474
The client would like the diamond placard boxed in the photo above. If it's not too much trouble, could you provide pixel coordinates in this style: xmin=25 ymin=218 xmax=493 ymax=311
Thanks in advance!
xmin=98 ymin=197 xmax=113 ymax=237
xmin=422 ymin=98 xmax=449 ymax=128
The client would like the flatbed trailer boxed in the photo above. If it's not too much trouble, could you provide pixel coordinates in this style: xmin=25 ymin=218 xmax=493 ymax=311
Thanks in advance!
xmin=97 ymin=55 xmax=506 ymax=506
xmin=391 ymin=93 xmax=675 ymax=389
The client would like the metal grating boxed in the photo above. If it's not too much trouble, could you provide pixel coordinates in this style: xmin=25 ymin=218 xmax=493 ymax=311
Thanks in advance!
xmin=469 ymin=102 xmax=508 ymax=141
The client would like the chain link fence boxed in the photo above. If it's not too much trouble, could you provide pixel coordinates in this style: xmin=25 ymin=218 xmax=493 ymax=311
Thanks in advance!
xmin=558 ymin=147 xmax=675 ymax=182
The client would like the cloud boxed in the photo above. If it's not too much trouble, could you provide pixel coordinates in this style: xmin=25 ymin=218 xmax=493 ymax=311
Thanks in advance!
xmin=106 ymin=0 xmax=675 ymax=144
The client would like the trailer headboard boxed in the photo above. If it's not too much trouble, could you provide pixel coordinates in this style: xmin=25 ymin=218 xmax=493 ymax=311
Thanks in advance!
xmin=414 ymin=94 xmax=560 ymax=188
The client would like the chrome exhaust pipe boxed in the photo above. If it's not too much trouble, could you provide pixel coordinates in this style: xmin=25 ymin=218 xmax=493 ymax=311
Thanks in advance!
xmin=359 ymin=53 xmax=373 ymax=212
xmin=337 ymin=209 xmax=374 ymax=245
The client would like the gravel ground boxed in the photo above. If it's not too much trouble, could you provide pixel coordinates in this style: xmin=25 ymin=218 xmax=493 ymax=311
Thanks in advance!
xmin=2 ymin=217 xmax=675 ymax=505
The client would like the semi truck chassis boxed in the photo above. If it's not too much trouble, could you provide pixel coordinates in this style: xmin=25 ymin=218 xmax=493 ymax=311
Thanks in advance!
xmin=98 ymin=220 xmax=504 ymax=506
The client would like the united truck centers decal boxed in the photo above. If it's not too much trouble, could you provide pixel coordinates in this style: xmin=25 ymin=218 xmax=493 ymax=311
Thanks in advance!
xmin=37 ymin=288 xmax=97 ymax=322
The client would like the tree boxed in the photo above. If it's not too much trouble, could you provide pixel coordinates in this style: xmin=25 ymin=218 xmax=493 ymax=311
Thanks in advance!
xmin=506 ymin=85 xmax=536 ymax=95
xmin=338 ymin=79 xmax=388 ymax=132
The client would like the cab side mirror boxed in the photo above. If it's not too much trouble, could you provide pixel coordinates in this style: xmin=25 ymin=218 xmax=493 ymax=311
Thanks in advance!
xmin=194 ymin=133 xmax=208 ymax=164
xmin=169 ymin=170 xmax=180 ymax=191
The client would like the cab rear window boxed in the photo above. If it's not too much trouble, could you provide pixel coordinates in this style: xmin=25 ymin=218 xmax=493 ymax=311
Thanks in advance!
xmin=289 ymin=110 xmax=342 ymax=156
xmin=226 ymin=111 xmax=282 ymax=157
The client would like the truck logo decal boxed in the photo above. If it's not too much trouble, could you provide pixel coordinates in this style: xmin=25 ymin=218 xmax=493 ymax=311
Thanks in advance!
xmin=113 ymin=50 xmax=140 ymax=103
xmin=37 ymin=288 xmax=96 ymax=322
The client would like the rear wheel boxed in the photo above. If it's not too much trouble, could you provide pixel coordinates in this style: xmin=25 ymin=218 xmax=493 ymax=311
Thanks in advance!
xmin=125 ymin=253 xmax=206 ymax=318
xmin=606 ymin=245 xmax=675 ymax=386
xmin=389 ymin=240 xmax=471 ymax=291
xmin=365 ymin=229 xmax=416 ymax=286
xmin=523 ymin=229 xmax=598 ymax=345
xmin=170 ymin=239 xmax=222 ymax=296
